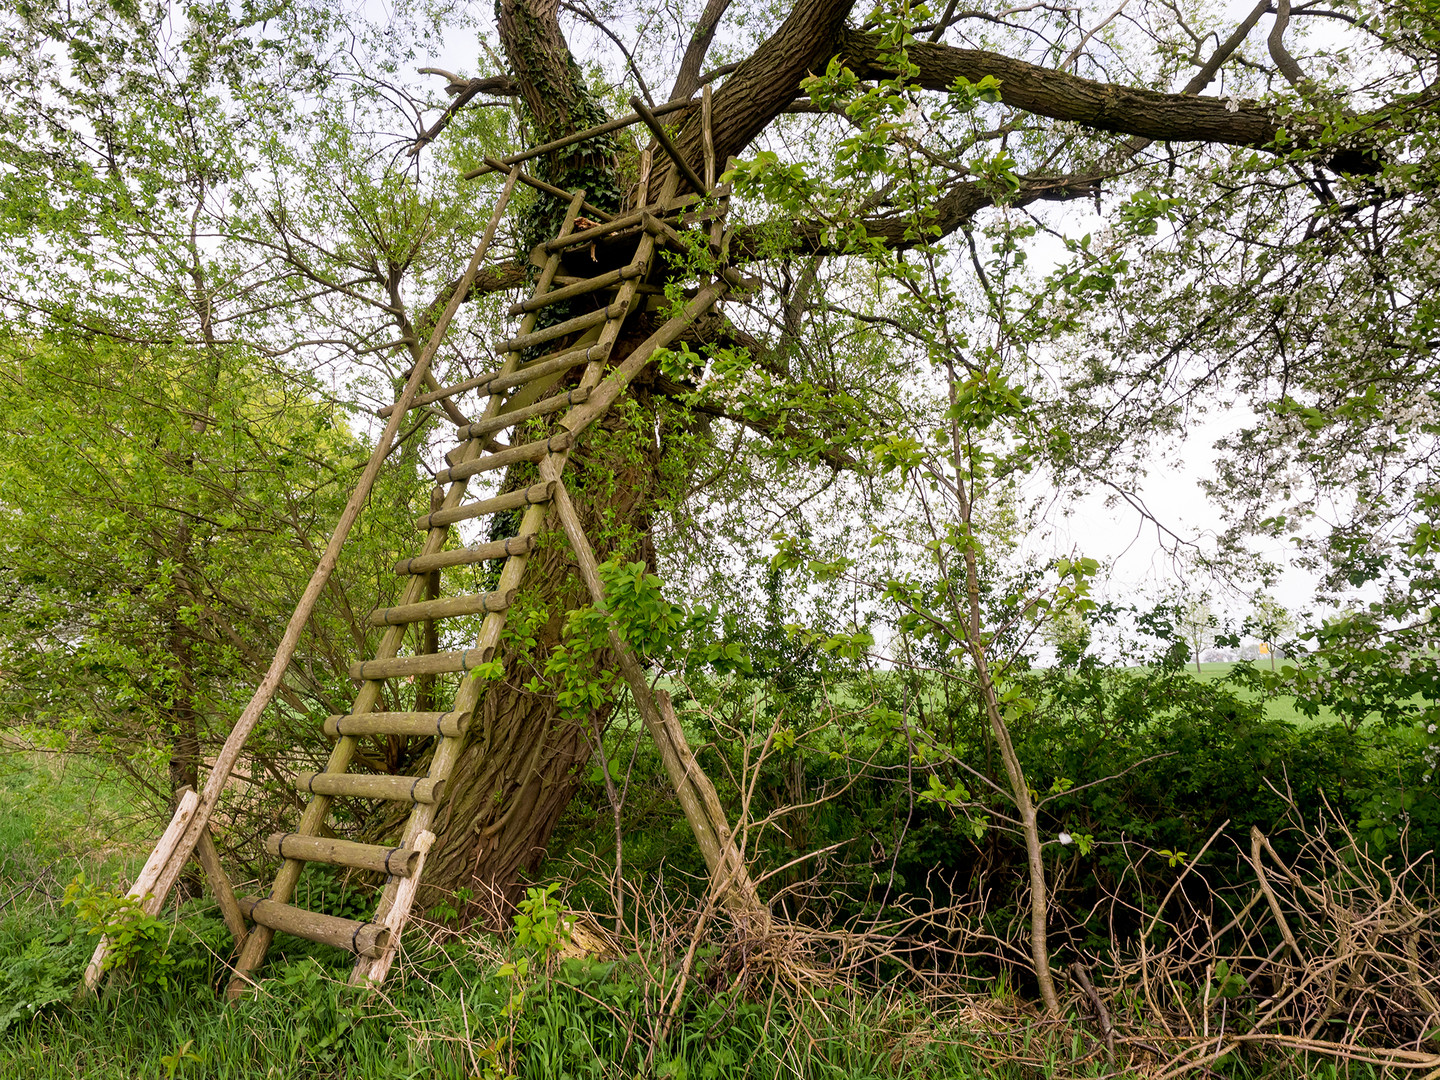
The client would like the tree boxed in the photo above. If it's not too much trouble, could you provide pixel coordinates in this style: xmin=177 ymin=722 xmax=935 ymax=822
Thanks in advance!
xmin=411 ymin=0 xmax=1440 ymax=907
xmin=1248 ymin=594 xmax=1296 ymax=671
xmin=1178 ymin=598 xmax=1218 ymax=675
xmin=0 ymin=339 xmax=392 ymax=822
xmin=5 ymin=0 xmax=1440 ymax=1003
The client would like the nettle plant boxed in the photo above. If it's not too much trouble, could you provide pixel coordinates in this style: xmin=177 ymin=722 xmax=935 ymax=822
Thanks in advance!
xmin=64 ymin=875 xmax=175 ymax=988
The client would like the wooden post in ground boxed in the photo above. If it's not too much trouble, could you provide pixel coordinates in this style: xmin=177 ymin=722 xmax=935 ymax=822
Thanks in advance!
xmin=82 ymin=789 xmax=199 ymax=990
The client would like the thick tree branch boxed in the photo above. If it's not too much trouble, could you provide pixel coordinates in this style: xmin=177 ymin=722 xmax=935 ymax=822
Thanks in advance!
xmin=1186 ymin=0 xmax=1271 ymax=97
xmin=1268 ymin=0 xmax=1311 ymax=90
xmin=660 ymin=0 xmax=858 ymax=192
xmin=835 ymin=27 xmax=1287 ymax=147
xmin=498 ymin=0 xmax=595 ymax=143
xmin=668 ymin=0 xmax=736 ymax=103
xmin=729 ymin=170 xmax=1097 ymax=259
xmin=653 ymin=0 xmax=1364 ymax=204
xmin=410 ymin=74 xmax=521 ymax=157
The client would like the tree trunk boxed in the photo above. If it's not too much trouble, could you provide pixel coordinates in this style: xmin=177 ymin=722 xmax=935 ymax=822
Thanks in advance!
xmin=165 ymin=611 xmax=202 ymax=796
xmin=420 ymin=381 xmax=664 ymax=906
xmin=415 ymin=0 xmax=850 ymax=910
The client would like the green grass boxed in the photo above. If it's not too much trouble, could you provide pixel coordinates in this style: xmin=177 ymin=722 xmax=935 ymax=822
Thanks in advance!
xmin=0 ymin=730 xmax=1401 ymax=1080
xmin=0 ymin=733 xmax=148 ymax=923
xmin=1176 ymin=662 xmax=1341 ymax=725
xmin=0 ymin=734 xmax=1112 ymax=1079
xmin=1 ymin=959 xmax=1124 ymax=1080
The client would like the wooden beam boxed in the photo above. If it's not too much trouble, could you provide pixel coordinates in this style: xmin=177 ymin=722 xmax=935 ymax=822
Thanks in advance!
xmin=462 ymin=98 xmax=695 ymax=181
xmin=196 ymin=825 xmax=248 ymax=951
xmin=631 ymin=95 xmax=708 ymax=196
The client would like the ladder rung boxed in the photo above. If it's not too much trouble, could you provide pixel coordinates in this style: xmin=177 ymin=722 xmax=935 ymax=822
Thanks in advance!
xmin=509 ymin=263 xmax=645 ymax=315
xmin=324 ymin=711 xmax=468 ymax=738
xmin=553 ymin=276 xmax=668 ymax=295
xmin=393 ymin=534 xmax=537 ymax=575
xmin=238 ymin=897 xmax=390 ymax=958
xmin=487 ymin=345 xmax=605 ymax=396
xmin=535 ymin=195 xmax=712 ymax=253
xmin=458 ymin=388 xmax=589 ymax=442
xmin=434 ymin=435 xmax=572 ymax=486
xmin=369 ymin=587 xmax=517 ymax=627
xmin=419 ymin=347 xmax=589 ymax=420
xmin=350 ymin=647 xmax=492 ymax=681
xmin=675 ymin=203 xmax=727 ymax=229
xmin=296 ymin=771 xmax=446 ymax=804
xmin=266 ymin=833 xmax=423 ymax=877
xmin=418 ymin=481 xmax=553 ymax=531
xmin=544 ymin=208 xmax=647 ymax=252
xmin=495 ymin=302 xmax=623 ymax=355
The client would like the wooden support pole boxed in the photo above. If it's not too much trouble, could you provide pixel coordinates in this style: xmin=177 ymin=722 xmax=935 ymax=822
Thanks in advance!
xmin=196 ymin=825 xmax=248 ymax=951
xmin=377 ymin=373 xmax=489 ymax=418
xmin=462 ymin=98 xmax=694 ymax=181
xmin=536 ymin=459 xmax=768 ymax=928
xmin=82 ymin=789 xmax=199 ymax=988
xmin=479 ymin=157 xmax=616 ymax=222
xmin=351 ymin=830 xmax=435 ymax=987
xmin=630 ymin=96 xmax=708 ymax=196
xmin=701 ymin=84 xmax=717 ymax=191
xmin=559 ymin=279 xmax=729 ymax=438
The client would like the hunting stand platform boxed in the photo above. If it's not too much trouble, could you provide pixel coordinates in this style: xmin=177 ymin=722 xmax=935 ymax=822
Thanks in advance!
xmin=85 ymin=87 xmax=761 ymax=998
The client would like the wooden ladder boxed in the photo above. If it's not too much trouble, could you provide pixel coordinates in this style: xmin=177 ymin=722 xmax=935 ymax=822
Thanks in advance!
xmin=225 ymin=157 xmax=735 ymax=995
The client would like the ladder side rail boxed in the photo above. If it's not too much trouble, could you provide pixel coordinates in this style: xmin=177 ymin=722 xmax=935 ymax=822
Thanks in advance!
xmin=92 ymin=167 xmax=527 ymax=991
xmin=353 ymin=184 xmax=649 ymax=986
xmin=350 ymin=499 xmax=552 ymax=985
xmin=221 ymin=167 xmax=527 ymax=996
xmin=376 ymin=185 xmax=590 ymax=423
xmin=630 ymin=96 xmax=707 ymax=196
xmin=342 ymin=191 xmax=591 ymax=985
xmin=354 ymin=217 xmax=728 ymax=985
xmin=357 ymin=169 xmax=721 ymax=988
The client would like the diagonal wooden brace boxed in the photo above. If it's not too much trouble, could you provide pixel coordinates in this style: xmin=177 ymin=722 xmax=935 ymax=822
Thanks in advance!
xmin=536 ymin=457 xmax=768 ymax=929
